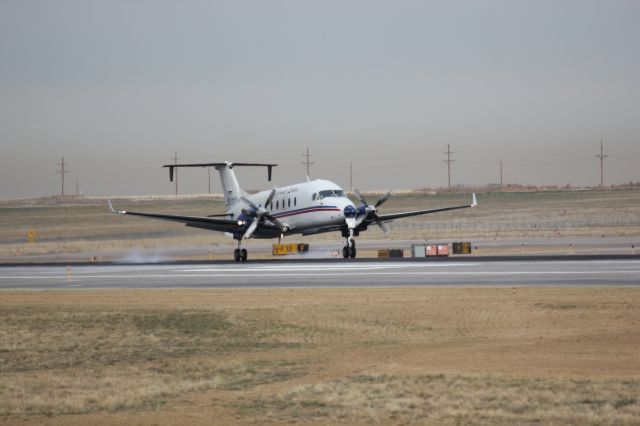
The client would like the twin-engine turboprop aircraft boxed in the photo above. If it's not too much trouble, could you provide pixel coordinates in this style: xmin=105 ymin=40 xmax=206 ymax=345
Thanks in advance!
xmin=109 ymin=162 xmax=477 ymax=262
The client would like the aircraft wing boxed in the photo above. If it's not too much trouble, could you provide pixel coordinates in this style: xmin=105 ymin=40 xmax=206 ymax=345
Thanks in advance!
xmin=107 ymin=200 xmax=280 ymax=233
xmin=375 ymin=193 xmax=477 ymax=222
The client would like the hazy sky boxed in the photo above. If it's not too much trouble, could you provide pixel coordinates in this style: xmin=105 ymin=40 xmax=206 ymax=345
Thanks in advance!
xmin=2 ymin=0 xmax=639 ymax=198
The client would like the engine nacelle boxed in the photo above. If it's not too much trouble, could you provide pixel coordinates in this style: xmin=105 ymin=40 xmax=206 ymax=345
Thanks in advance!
xmin=236 ymin=212 xmax=254 ymax=227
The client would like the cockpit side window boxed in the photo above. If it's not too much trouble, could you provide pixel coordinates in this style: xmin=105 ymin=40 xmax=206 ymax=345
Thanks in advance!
xmin=312 ymin=193 xmax=316 ymax=201
xmin=318 ymin=189 xmax=346 ymax=199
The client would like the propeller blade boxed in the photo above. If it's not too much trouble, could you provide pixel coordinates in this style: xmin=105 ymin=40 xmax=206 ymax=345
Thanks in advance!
xmin=265 ymin=214 xmax=287 ymax=232
xmin=375 ymin=217 xmax=390 ymax=235
xmin=375 ymin=191 xmax=391 ymax=208
xmin=242 ymin=219 xmax=259 ymax=239
xmin=353 ymin=188 xmax=368 ymax=206
xmin=264 ymin=188 xmax=277 ymax=207
xmin=240 ymin=195 xmax=258 ymax=211
xmin=354 ymin=214 xmax=368 ymax=228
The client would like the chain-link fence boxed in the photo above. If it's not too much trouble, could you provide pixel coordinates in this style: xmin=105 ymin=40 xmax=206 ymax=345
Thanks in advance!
xmin=387 ymin=217 xmax=640 ymax=232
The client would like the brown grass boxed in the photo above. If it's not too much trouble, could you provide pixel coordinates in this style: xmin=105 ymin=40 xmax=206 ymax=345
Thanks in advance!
xmin=249 ymin=375 xmax=640 ymax=425
xmin=1 ymin=287 xmax=639 ymax=424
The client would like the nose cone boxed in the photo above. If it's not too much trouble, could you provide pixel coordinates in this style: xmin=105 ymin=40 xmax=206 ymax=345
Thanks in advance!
xmin=343 ymin=205 xmax=356 ymax=219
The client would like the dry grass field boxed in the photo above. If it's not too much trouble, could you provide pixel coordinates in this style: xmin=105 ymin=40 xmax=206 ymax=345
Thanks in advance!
xmin=1 ymin=288 xmax=639 ymax=425
xmin=1 ymin=188 xmax=639 ymax=260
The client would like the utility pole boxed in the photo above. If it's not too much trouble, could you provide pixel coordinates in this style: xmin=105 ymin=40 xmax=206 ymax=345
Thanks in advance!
xmin=76 ymin=178 xmax=79 ymax=196
xmin=301 ymin=147 xmax=315 ymax=177
xmin=500 ymin=159 xmax=503 ymax=188
xmin=172 ymin=151 xmax=179 ymax=195
xmin=442 ymin=145 xmax=455 ymax=190
xmin=594 ymin=139 xmax=608 ymax=187
xmin=349 ymin=161 xmax=353 ymax=191
xmin=56 ymin=156 xmax=69 ymax=196
xmin=208 ymin=167 xmax=211 ymax=195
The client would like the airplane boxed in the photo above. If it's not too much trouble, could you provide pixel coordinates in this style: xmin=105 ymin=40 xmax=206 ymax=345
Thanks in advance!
xmin=109 ymin=161 xmax=477 ymax=262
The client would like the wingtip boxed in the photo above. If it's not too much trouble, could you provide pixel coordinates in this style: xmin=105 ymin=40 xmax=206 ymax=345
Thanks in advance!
xmin=471 ymin=193 xmax=478 ymax=208
xmin=108 ymin=199 xmax=126 ymax=215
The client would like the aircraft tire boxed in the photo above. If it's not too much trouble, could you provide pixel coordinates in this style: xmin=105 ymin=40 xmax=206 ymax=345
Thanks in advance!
xmin=342 ymin=246 xmax=349 ymax=259
xmin=241 ymin=248 xmax=248 ymax=262
xmin=349 ymin=247 xmax=356 ymax=258
xmin=234 ymin=249 xmax=241 ymax=262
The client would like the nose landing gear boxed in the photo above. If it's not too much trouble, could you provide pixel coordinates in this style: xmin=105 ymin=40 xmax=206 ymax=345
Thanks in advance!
xmin=343 ymin=238 xmax=356 ymax=259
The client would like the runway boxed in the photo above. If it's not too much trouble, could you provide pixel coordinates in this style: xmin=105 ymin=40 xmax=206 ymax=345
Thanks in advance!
xmin=1 ymin=257 xmax=639 ymax=290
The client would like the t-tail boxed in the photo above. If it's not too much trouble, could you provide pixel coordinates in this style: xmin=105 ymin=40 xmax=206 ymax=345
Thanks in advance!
xmin=162 ymin=161 xmax=277 ymax=216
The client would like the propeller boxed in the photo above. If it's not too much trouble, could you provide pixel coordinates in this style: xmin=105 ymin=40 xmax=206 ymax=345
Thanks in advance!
xmin=352 ymin=188 xmax=391 ymax=234
xmin=239 ymin=189 xmax=287 ymax=239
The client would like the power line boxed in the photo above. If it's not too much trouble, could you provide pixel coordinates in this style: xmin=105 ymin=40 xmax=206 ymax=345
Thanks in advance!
xmin=594 ymin=139 xmax=609 ymax=187
xmin=442 ymin=144 xmax=455 ymax=190
xmin=301 ymin=147 xmax=315 ymax=177
xmin=56 ymin=156 xmax=69 ymax=196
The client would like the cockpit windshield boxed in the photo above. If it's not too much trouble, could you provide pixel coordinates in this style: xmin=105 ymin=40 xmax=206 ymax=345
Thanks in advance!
xmin=318 ymin=189 xmax=345 ymax=199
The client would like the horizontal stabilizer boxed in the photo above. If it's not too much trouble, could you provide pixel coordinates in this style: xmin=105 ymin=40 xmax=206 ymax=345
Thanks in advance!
xmin=162 ymin=162 xmax=277 ymax=181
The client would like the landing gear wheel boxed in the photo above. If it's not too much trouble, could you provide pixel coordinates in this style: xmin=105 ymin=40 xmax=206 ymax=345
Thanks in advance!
xmin=349 ymin=240 xmax=356 ymax=258
xmin=233 ymin=249 xmax=241 ymax=262
xmin=342 ymin=246 xmax=349 ymax=259
xmin=241 ymin=248 xmax=248 ymax=262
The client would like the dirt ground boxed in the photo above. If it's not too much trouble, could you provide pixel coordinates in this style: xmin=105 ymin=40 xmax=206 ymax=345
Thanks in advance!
xmin=1 ymin=287 xmax=639 ymax=425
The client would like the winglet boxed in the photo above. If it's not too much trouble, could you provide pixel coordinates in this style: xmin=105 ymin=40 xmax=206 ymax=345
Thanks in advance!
xmin=108 ymin=200 xmax=126 ymax=215
xmin=471 ymin=193 xmax=478 ymax=208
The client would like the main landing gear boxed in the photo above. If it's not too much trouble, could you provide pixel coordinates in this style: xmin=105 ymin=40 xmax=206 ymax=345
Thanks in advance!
xmin=342 ymin=239 xmax=356 ymax=259
xmin=233 ymin=243 xmax=248 ymax=262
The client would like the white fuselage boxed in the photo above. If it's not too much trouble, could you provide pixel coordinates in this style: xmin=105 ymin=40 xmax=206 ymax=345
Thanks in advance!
xmin=232 ymin=179 xmax=355 ymax=237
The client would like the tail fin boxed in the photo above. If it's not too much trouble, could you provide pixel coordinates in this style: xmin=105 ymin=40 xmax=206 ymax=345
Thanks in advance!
xmin=216 ymin=164 xmax=246 ymax=211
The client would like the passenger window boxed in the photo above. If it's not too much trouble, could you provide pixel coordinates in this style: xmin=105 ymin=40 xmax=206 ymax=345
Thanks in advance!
xmin=294 ymin=197 xmax=297 ymax=206
xmin=276 ymin=200 xmax=279 ymax=209
xmin=288 ymin=198 xmax=291 ymax=207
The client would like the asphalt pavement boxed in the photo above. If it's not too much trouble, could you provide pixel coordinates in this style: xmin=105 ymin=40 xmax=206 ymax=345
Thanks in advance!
xmin=1 ymin=256 xmax=639 ymax=290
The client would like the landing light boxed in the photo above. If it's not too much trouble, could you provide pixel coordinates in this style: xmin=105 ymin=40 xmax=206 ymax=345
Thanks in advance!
xmin=237 ymin=220 xmax=245 ymax=226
